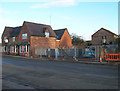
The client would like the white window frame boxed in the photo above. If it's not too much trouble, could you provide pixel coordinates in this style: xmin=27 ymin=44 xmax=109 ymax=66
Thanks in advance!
xmin=11 ymin=46 xmax=14 ymax=53
xmin=45 ymin=32 xmax=49 ymax=37
xmin=20 ymin=45 xmax=28 ymax=53
xmin=14 ymin=45 xmax=16 ymax=53
xmin=22 ymin=33 xmax=27 ymax=39
xmin=20 ymin=46 xmax=23 ymax=53
xmin=26 ymin=45 xmax=27 ymax=52
xmin=4 ymin=36 xmax=8 ymax=43
xmin=13 ymin=37 xmax=15 ymax=42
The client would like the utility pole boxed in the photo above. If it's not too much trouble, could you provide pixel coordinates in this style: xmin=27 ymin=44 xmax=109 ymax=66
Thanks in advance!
xmin=50 ymin=15 xmax=51 ymax=26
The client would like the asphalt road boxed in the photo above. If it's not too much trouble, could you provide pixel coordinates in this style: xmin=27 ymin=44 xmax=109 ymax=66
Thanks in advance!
xmin=2 ymin=55 xmax=118 ymax=89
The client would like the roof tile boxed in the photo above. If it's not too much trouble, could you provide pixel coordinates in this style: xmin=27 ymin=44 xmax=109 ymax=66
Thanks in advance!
xmin=54 ymin=28 xmax=66 ymax=40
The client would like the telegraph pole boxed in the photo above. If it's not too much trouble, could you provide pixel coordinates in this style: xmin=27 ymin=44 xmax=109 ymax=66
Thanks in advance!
xmin=50 ymin=15 xmax=51 ymax=26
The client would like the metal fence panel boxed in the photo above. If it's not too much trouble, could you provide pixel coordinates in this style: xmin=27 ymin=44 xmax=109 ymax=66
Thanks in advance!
xmin=36 ymin=49 xmax=47 ymax=56
xmin=35 ymin=48 xmax=89 ymax=58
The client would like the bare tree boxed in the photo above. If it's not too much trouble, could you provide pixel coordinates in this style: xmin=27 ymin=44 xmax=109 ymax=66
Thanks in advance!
xmin=71 ymin=33 xmax=84 ymax=46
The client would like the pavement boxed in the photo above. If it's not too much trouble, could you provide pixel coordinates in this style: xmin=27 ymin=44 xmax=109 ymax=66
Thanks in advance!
xmin=1 ymin=55 xmax=119 ymax=89
xmin=3 ymin=54 xmax=120 ymax=66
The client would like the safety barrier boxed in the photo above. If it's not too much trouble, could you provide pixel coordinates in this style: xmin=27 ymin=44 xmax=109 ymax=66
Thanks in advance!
xmin=105 ymin=53 xmax=120 ymax=61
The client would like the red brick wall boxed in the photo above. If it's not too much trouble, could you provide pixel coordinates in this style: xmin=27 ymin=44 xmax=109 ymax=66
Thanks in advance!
xmin=59 ymin=30 xmax=72 ymax=47
xmin=9 ymin=36 xmax=19 ymax=44
xmin=2 ymin=27 xmax=13 ymax=46
xmin=2 ymin=52 xmax=7 ymax=55
xmin=30 ymin=36 xmax=56 ymax=56
xmin=30 ymin=36 xmax=56 ymax=49
xmin=10 ymin=53 xmax=18 ymax=55
xmin=18 ymin=23 xmax=30 ymax=44
xmin=2 ymin=31 xmax=9 ymax=46
xmin=56 ymin=41 xmax=60 ymax=47
xmin=92 ymin=29 xmax=118 ymax=45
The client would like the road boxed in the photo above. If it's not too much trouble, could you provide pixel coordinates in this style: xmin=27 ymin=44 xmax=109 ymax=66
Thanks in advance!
xmin=2 ymin=55 xmax=118 ymax=89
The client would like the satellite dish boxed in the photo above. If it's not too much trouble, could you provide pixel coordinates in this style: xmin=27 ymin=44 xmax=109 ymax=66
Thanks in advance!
xmin=5 ymin=39 xmax=8 ymax=43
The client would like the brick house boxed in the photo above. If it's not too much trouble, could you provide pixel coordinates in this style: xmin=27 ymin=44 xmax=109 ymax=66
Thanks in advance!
xmin=54 ymin=28 xmax=72 ymax=48
xmin=2 ymin=27 xmax=12 ymax=54
xmin=92 ymin=28 xmax=118 ymax=45
xmin=2 ymin=21 xmax=73 ymax=56
xmin=2 ymin=26 xmax=22 ymax=55
xmin=18 ymin=21 xmax=57 ymax=56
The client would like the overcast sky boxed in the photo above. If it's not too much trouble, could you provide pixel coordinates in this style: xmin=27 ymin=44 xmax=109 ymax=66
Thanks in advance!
xmin=0 ymin=0 xmax=119 ymax=43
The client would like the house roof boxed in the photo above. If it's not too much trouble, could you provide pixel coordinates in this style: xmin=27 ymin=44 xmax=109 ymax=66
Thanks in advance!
xmin=54 ymin=28 xmax=67 ymax=40
xmin=2 ymin=27 xmax=13 ymax=37
xmin=2 ymin=26 xmax=22 ymax=37
xmin=10 ymin=26 xmax=22 ymax=37
xmin=24 ymin=21 xmax=56 ymax=37
xmin=92 ymin=28 xmax=118 ymax=37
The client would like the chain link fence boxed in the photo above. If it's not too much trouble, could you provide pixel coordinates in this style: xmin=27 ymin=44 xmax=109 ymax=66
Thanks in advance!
xmin=34 ymin=46 xmax=95 ymax=60
xmin=32 ymin=44 xmax=118 ymax=61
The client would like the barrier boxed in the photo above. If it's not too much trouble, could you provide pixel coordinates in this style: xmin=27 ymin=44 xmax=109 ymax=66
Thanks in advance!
xmin=100 ymin=56 xmax=102 ymax=62
xmin=105 ymin=53 xmax=120 ymax=61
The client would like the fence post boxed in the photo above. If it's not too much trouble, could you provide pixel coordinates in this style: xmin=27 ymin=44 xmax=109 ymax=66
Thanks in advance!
xmin=62 ymin=47 xmax=64 ymax=60
xmin=55 ymin=48 xmax=58 ymax=60
xmin=40 ymin=49 xmax=42 ymax=58
xmin=74 ymin=47 xmax=78 ymax=61
xmin=48 ymin=49 xmax=50 ymax=59
xmin=95 ymin=46 xmax=101 ymax=61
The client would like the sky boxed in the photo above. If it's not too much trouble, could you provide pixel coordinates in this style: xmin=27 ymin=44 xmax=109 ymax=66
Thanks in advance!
xmin=0 ymin=0 xmax=119 ymax=43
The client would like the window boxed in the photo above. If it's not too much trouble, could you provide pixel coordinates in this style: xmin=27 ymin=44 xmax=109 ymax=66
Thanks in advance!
xmin=102 ymin=36 xmax=107 ymax=39
xmin=11 ymin=46 xmax=14 ymax=53
xmin=45 ymin=32 xmax=49 ymax=37
xmin=22 ymin=46 xmax=24 ymax=52
xmin=105 ymin=36 xmax=107 ymax=39
xmin=4 ymin=36 xmax=7 ymax=40
xmin=57 ymin=36 xmax=59 ymax=39
xmin=22 ymin=33 xmax=27 ymax=39
xmin=102 ymin=36 xmax=106 ymax=44
xmin=24 ymin=46 xmax=26 ymax=52
xmin=13 ymin=37 xmax=15 ymax=42
xmin=26 ymin=45 xmax=28 ymax=52
xmin=20 ymin=45 xmax=28 ymax=53
xmin=4 ymin=36 xmax=8 ymax=43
